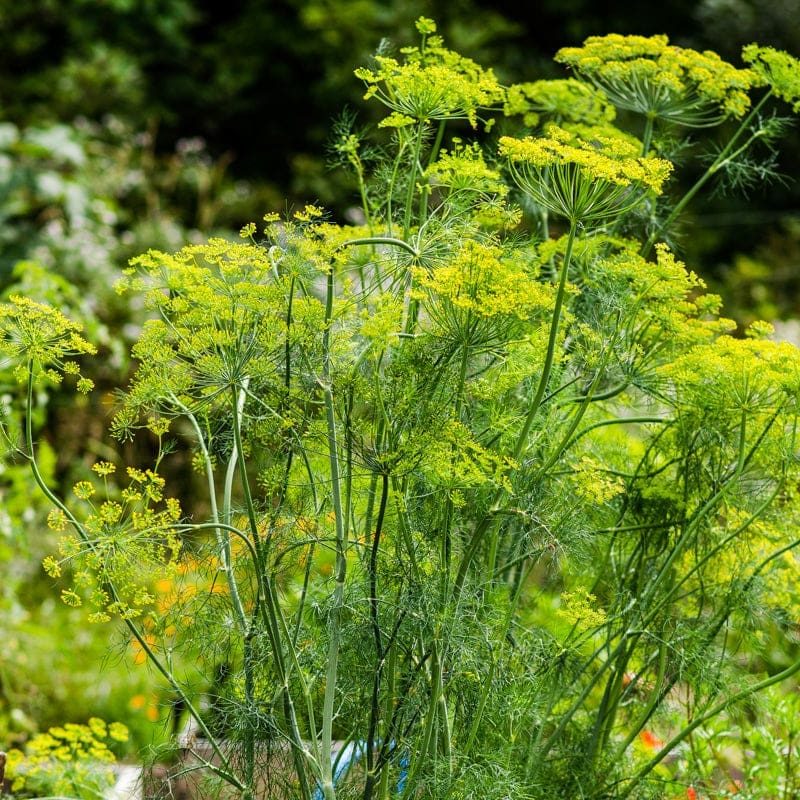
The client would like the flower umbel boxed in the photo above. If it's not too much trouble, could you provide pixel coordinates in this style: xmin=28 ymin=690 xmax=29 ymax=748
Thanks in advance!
xmin=742 ymin=44 xmax=800 ymax=112
xmin=354 ymin=19 xmax=504 ymax=128
xmin=0 ymin=295 xmax=96 ymax=390
xmin=5 ymin=719 xmax=128 ymax=800
xmin=499 ymin=125 xmax=672 ymax=223
xmin=556 ymin=34 xmax=757 ymax=126
xmin=46 ymin=467 xmax=182 ymax=621
xmin=504 ymin=78 xmax=616 ymax=128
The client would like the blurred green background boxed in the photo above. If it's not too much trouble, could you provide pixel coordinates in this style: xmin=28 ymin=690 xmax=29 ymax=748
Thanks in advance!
xmin=2 ymin=0 xmax=800 ymax=755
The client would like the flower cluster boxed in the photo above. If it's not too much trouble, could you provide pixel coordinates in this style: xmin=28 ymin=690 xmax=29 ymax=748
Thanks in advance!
xmin=499 ymin=125 xmax=672 ymax=223
xmin=5 ymin=718 xmax=128 ymax=799
xmin=354 ymin=17 xmax=504 ymax=128
xmin=114 ymin=239 xmax=291 ymax=431
xmin=424 ymin=140 xmax=519 ymax=229
xmin=0 ymin=295 xmax=95 ymax=391
xmin=504 ymin=78 xmax=616 ymax=127
xmin=742 ymin=44 xmax=800 ymax=111
xmin=44 ymin=462 xmax=182 ymax=622
xmin=556 ymin=34 xmax=757 ymax=126
xmin=662 ymin=334 xmax=800 ymax=415
xmin=413 ymin=238 xmax=553 ymax=323
xmin=556 ymin=587 xmax=608 ymax=634
xmin=425 ymin=140 xmax=507 ymax=197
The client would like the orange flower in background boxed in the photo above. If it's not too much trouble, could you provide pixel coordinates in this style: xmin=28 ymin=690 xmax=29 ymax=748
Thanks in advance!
xmin=686 ymin=787 xmax=697 ymax=800
xmin=130 ymin=634 xmax=157 ymax=665
xmin=639 ymin=730 xmax=664 ymax=750
xmin=129 ymin=693 xmax=161 ymax=722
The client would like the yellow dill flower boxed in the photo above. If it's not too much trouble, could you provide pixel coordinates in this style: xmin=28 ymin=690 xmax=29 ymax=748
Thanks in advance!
xmin=354 ymin=26 xmax=504 ymax=129
xmin=42 ymin=555 xmax=62 ymax=577
xmin=425 ymin=140 xmax=507 ymax=196
xmin=47 ymin=464 xmax=182 ymax=622
xmin=499 ymin=124 xmax=672 ymax=224
xmin=742 ymin=44 xmax=800 ymax=112
xmin=505 ymin=78 xmax=616 ymax=127
xmin=72 ymin=480 xmax=96 ymax=500
xmin=91 ymin=460 xmax=116 ymax=477
xmin=661 ymin=333 xmax=800 ymax=436
xmin=556 ymin=588 xmax=607 ymax=634
xmin=413 ymin=238 xmax=555 ymax=322
xmin=415 ymin=16 xmax=436 ymax=35
xmin=61 ymin=588 xmax=82 ymax=607
xmin=0 ymin=295 xmax=96 ymax=388
xmin=239 ymin=221 xmax=257 ymax=238
xmin=556 ymin=34 xmax=757 ymax=126
xmin=47 ymin=507 xmax=68 ymax=531
xmin=6 ymin=719 xmax=125 ymax=798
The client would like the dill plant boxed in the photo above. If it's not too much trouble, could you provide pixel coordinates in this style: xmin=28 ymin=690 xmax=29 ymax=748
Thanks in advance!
xmin=3 ymin=18 xmax=800 ymax=800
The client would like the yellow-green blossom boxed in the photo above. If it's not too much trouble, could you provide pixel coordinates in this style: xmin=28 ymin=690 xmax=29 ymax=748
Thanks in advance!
xmin=742 ymin=44 xmax=800 ymax=111
xmin=500 ymin=125 xmax=672 ymax=223
xmin=0 ymin=295 xmax=96 ymax=389
xmin=47 ymin=507 xmax=69 ymax=532
xmin=425 ymin=140 xmax=507 ymax=196
xmin=73 ymin=480 xmax=96 ymax=500
xmin=91 ymin=461 xmax=116 ymax=477
xmin=49 ymin=467 xmax=182 ymax=622
xmin=556 ymin=588 xmax=607 ymax=634
xmin=505 ymin=78 xmax=616 ymax=127
xmin=424 ymin=140 xmax=517 ymax=228
xmin=354 ymin=25 xmax=504 ymax=128
xmin=5 ymin=719 xmax=127 ymax=798
xmin=413 ymin=239 xmax=555 ymax=322
xmin=556 ymin=34 xmax=757 ymax=126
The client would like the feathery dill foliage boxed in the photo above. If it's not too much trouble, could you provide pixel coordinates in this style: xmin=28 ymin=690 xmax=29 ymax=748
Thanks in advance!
xmin=3 ymin=18 xmax=800 ymax=800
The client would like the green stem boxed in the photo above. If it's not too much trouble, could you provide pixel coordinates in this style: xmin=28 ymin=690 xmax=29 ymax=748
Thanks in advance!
xmin=641 ymin=88 xmax=775 ymax=257
xmin=318 ymin=262 xmax=348 ymax=800
xmin=641 ymin=115 xmax=655 ymax=156
xmin=341 ymin=236 xmax=418 ymax=257
xmin=403 ymin=121 xmax=426 ymax=239
xmin=363 ymin=472 xmax=390 ymax=800
xmin=228 ymin=381 xmax=314 ymax=800
xmin=513 ymin=219 xmax=578 ymax=462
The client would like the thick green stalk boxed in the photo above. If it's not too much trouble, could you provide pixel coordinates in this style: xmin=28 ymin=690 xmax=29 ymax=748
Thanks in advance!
xmin=402 ymin=120 xmax=426 ymax=239
xmin=228 ymin=382 xmax=314 ymax=800
xmin=513 ymin=219 xmax=578 ymax=462
xmin=363 ymin=472 xmax=390 ymax=800
xmin=318 ymin=263 xmax=348 ymax=800
xmin=176 ymin=397 xmax=249 ymax=634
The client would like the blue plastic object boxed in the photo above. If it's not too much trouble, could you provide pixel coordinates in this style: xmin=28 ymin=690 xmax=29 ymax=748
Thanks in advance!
xmin=311 ymin=741 xmax=408 ymax=799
